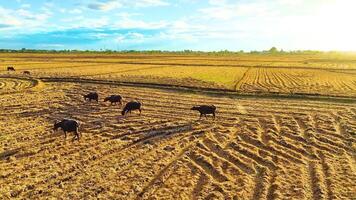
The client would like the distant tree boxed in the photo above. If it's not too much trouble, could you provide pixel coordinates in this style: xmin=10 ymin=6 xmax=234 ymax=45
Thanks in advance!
xmin=269 ymin=47 xmax=278 ymax=53
xmin=250 ymin=50 xmax=261 ymax=54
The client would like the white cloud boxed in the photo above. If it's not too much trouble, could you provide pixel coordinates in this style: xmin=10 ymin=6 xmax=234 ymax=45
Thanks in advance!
xmin=0 ymin=7 xmax=23 ymax=27
xmin=90 ymin=33 xmax=111 ymax=39
xmin=199 ymin=6 xmax=236 ymax=20
xmin=115 ymin=12 xmax=141 ymax=18
xmin=88 ymin=1 xmax=122 ymax=11
xmin=155 ymin=20 xmax=208 ymax=42
xmin=199 ymin=1 xmax=276 ymax=20
xmin=133 ymin=0 xmax=170 ymax=7
xmin=43 ymin=2 xmax=55 ymax=9
xmin=115 ymin=35 xmax=125 ymax=42
xmin=69 ymin=8 xmax=82 ymax=14
xmin=60 ymin=16 xmax=84 ymax=23
xmin=208 ymin=0 xmax=228 ymax=6
xmin=115 ymin=18 xmax=167 ymax=29
xmin=115 ymin=32 xmax=146 ymax=43
xmin=0 ymin=5 xmax=53 ymax=34
xmin=21 ymin=4 xmax=31 ymax=8
xmin=17 ymin=9 xmax=50 ymax=21
xmin=37 ymin=44 xmax=65 ymax=48
xmin=128 ymin=32 xmax=145 ymax=39
xmin=80 ymin=17 xmax=110 ymax=28
xmin=87 ymin=0 xmax=169 ymax=11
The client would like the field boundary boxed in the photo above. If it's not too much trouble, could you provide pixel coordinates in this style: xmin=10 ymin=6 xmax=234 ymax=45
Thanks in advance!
xmin=3 ymin=59 xmax=356 ymax=71
xmin=39 ymin=77 xmax=356 ymax=104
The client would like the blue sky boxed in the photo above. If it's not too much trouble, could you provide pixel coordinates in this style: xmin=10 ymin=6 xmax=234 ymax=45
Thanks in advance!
xmin=0 ymin=0 xmax=355 ymax=51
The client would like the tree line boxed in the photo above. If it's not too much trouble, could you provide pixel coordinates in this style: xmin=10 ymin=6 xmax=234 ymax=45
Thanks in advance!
xmin=0 ymin=47 xmax=353 ymax=56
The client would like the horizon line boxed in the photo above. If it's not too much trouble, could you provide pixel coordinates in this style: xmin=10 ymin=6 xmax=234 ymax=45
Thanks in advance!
xmin=1 ymin=48 xmax=356 ymax=54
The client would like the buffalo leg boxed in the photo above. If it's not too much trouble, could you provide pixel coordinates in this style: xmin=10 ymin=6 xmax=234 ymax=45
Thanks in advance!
xmin=64 ymin=131 xmax=67 ymax=139
xmin=76 ymin=131 xmax=80 ymax=140
xmin=72 ymin=131 xmax=78 ymax=141
xmin=139 ymin=109 xmax=142 ymax=115
xmin=76 ymin=128 xmax=80 ymax=140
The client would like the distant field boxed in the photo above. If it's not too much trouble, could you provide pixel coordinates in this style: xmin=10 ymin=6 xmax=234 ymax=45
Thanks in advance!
xmin=1 ymin=53 xmax=355 ymax=97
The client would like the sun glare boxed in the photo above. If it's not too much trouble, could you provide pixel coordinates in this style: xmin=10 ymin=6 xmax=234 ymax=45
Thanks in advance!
xmin=310 ymin=0 xmax=356 ymax=51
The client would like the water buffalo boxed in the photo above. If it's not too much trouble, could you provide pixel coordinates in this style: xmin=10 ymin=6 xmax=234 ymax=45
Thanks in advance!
xmin=84 ymin=92 xmax=99 ymax=102
xmin=121 ymin=101 xmax=142 ymax=116
xmin=23 ymin=71 xmax=30 ymax=75
xmin=191 ymin=105 xmax=216 ymax=119
xmin=7 ymin=66 xmax=15 ymax=71
xmin=53 ymin=119 xmax=80 ymax=140
xmin=104 ymin=95 xmax=122 ymax=105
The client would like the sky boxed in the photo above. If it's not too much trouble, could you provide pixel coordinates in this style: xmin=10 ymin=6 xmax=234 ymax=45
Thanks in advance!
xmin=0 ymin=0 xmax=355 ymax=51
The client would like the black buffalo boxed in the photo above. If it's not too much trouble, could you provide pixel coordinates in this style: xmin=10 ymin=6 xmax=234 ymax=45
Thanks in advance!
xmin=191 ymin=105 xmax=216 ymax=119
xmin=7 ymin=66 xmax=15 ymax=71
xmin=84 ymin=92 xmax=99 ymax=102
xmin=23 ymin=70 xmax=30 ymax=75
xmin=121 ymin=101 xmax=142 ymax=116
xmin=53 ymin=119 xmax=80 ymax=140
xmin=104 ymin=95 xmax=122 ymax=105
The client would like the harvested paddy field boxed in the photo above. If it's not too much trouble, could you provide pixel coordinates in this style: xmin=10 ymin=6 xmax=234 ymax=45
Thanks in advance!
xmin=1 ymin=53 xmax=356 ymax=97
xmin=0 ymin=53 xmax=355 ymax=199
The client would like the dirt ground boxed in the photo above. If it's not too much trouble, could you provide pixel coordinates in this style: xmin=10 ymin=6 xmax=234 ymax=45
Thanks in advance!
xmin=0 ymin=77 xmax=355 ymax=199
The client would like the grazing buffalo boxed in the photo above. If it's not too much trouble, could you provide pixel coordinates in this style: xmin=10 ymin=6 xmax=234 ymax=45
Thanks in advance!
xmin=121 ymin=101 xmax=142 ymax=116
xmin=23 ymin=71 xmax=30 ymax=75
xmin=7 ymin=66 xmax=15 ymax=71
xmin=104 ymin=95 xmax=122 ymax=105
xmin=84 ymin=92 xmax=99 ymax=102
xmin=53 ymin=119 xmax=80 ymax=140
xmin=191 ymin=105 xmax=216 ymax=119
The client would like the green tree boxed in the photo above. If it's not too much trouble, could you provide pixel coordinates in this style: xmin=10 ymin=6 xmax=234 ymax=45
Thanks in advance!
xmin=269 ymin=47 xmax=278 ymax=53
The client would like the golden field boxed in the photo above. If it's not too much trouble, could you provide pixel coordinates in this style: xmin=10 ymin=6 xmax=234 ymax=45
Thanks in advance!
xmin=0 ymin=53 xmax=355 ymax=199
xmin=1 ymin=53 xmax=356 ymax=96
